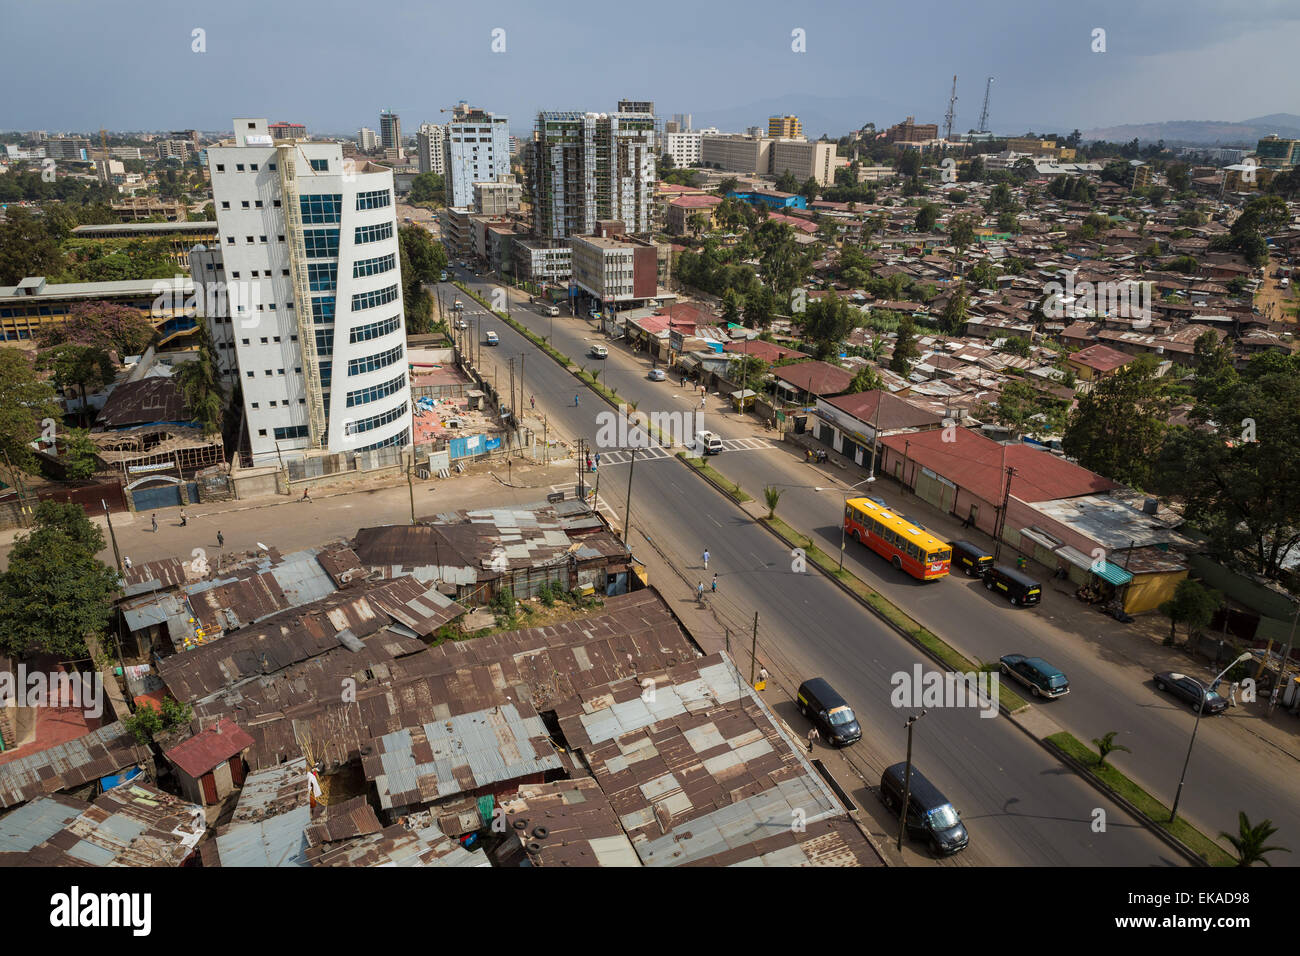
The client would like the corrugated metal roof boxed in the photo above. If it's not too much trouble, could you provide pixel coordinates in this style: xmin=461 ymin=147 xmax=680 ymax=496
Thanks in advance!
xmin=0 ymin=793 xmax=84 ymax=852
xmin=363 ymin=703 xmax=562 ymax=810
xmin=11 ymin=783 xmax=205 ymax=866
xmin=0 ymin=722 xmax=151 ymax=808
xmin=208 ymin=758 xmax=311 ymax=867
xmin=307 ymin=815 xmax=489 ymax=868
xmin=499 ymin=777 xmax=641 ymax=867
xmin=163 ymin=718 xmax=255 ymax=778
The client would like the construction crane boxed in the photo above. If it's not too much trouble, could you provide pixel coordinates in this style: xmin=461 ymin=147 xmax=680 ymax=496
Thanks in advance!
xmin=977 ymin=77 xmax=994 ymax=135
xmin=943 ymin=75 xmax=958 ymax=141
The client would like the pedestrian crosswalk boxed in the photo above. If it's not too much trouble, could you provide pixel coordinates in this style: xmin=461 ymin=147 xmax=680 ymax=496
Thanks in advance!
xmin=593 ymin=436 xmax=780 ymax=466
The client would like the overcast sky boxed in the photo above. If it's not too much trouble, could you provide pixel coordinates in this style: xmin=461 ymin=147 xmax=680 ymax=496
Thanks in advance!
xmin=3 ymin=0 xmax=1297 ymax=138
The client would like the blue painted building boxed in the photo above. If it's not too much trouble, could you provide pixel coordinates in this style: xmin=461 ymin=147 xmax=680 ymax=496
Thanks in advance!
xmin=728 ymin=190 xmax=807 ymax=211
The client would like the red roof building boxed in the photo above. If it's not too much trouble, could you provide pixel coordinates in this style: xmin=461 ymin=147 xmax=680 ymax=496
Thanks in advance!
xmin=1066 ymin=343 xmax=1133 ymax=380
xmin=164 ymin=718 xmax=254 ymax=806
xmin=773 ymin=360 xmax=854 ymax=401
xmin=723 ymin=339 xmax=804 ymax=364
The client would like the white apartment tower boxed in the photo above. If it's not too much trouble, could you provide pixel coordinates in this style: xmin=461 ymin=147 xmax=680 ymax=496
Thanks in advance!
xmin=443 ymin=106 xmax=511 ymax=208
xmin=358 ymin=127 xmax=378 ymax=151
xmin=205 ymin=118 xmax=411 ymax=466
xmin=417 ymin=123 xmax=446 ymax=175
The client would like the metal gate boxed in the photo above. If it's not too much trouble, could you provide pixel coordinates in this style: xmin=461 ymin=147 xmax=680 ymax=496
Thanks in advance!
xmin=130 ymin=481 xmax=196 ymax=511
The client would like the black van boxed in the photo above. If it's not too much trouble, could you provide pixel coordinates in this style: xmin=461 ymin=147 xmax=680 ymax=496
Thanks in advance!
xmin=950 ymin=539 xmax=993 ymax=578
xmin=983 ymin=564 xmax=1042 ymax=606
xmin=796 ymin=677 xmax=861 ymax=746
xmin=880 ymin=762 xmax=969 ymax=855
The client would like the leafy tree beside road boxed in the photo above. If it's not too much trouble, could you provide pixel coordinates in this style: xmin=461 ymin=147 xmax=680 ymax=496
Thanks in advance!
xmin=0 ymin=349 xmax=60 ymax=472
xmin=1063 ymin=356 xmax=1171 ymax=490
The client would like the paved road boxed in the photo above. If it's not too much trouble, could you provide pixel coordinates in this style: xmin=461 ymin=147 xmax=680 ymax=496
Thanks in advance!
xmin=439 ymin=270 xmax=1178 ymax=866
xmin=450 ymin=268 xmax=1300 ymax=863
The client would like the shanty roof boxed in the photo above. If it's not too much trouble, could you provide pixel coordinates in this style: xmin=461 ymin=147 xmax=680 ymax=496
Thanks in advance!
xmin=773 ymin=360 xmax=854 ymax=397
xmin=94 ymin=377 xmax=190 ymax=430
xmin=499 ymin=777 xmax=641 ymax=867
xmin=0 ymin=792 xmax=84 ymax=852
xmin=163 ymin=718 xmax=254 ymax=778
xmin=362 ymin=702 xmax=563 ymax=810
xmin=199 ymin=589 xmax=696 ymax=773
xmin=822 ymin=389 xmax=946 ymax=431
xmin=553 ymin=653 xmax=875 ymax=867
xmin=207 ymin=758 xmax=311 ymax=867
xmin=302 ymin=796 xmax=383 ymax=848
xmin=307 ymin=814 xmax=489 ymax=868
xmin=5 ymin=783 xmax=204 ymax=866
xmin=0 ymin=722 xmax=151 ymax=809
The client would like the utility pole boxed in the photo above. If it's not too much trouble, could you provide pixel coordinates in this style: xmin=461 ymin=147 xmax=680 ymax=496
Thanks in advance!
xmin=749 ymin=612 xmax=759 ymax=685
xmin=406 ymin=456 xmax=416 ymax=525
xmin=576 ymin=438 xmax=586 ymax=500
xmin=508 ymin=357 xmax=516 ymax=436
xmin=102 ymin=499 xmax=123 ymax=572
xmin=1267 ymin=600 xmax=1299 ymax=716
xmin=623 ymin=447 xmax=637 ymax=544
xmin=944 ymin=75 xmax=958 ymax=141
xmin=993 ymin=464 xmax=1016 ymax=562
xmin=897 ymin=710 xmax=928 ymax=851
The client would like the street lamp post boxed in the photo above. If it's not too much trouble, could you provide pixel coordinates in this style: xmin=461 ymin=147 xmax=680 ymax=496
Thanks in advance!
xmin=897 ymin=710 xmax=928 ymax=851
xmin=1170 ymin=652 xmax=1253 ymax=822
xmin=1267 ymin=600 xmax=1299 ymax=716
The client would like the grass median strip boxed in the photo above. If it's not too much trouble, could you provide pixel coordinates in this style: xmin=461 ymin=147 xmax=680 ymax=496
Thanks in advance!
xmin=677 ymin=453 xmax=752 ymax=503
xmin=759 ymin=514 xmax=1029 ymax=713
xmin=454 ymin=282 xmax=571 ymax=367
xmin=1046 ymin=731 xmax=1235 ymax=866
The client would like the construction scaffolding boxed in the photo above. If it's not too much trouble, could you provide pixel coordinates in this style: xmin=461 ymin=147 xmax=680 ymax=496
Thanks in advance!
xmin=277 ymin=143 xmax=328 ymax=448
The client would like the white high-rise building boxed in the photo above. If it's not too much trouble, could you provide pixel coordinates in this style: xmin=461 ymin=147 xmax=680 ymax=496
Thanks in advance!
xmin=205 ymin=118 xmax=411 ymax=466
xmin=358 ymin=127 xmax=378 ymax=151
xmin=416 ymin=123 xmax=446 ymax=176
xmin=443 ymin=106 xmax=511 ymax=208
xmin=662 ymin=131 xmax=702 ymax=167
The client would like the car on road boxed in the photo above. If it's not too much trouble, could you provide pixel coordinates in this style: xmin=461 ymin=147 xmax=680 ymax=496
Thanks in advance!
xmin=452 ymin=299 xmax=464 ymax=312
xmin=796 ymin=677 xmax=861 ymax=746
xmin=546 ymin=305 xmax=560 ymax=316
xmin=879 ymin=763 xmax=968 ymax=856
xmin=485 ymin=330 xmax=499 ymax=346
xmin=440 ymin=270 xmax=447 ymax=282
xmin=648 ymin=368 xmax=666 ymax=381
xmin=1152 ymin=672 xmax=1228 ymax=714
xmin=455 ymin=318 xmax=468 ymax=330
xmin=999 ymin=654 xmax=1069 ymax=698
xmin=983 ymin=564 xmax=1042 ymax=606
xmin=588 ymin=345 xmax=608 ymax=359
xmin=950 ymin=539 xmax=993 ymax=578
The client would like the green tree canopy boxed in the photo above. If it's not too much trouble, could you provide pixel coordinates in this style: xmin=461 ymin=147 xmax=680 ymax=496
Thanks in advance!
xmin=890 ymin=315 xmax=920 ymax=375
xmin=37 ymin=301 xmax=155 ymax=356
xmin=1063 ymin=356 xmax=1171 ymax=489
xmin=0 ymin=349 xmax=60 ymax=472
xmin=801 ymin=293 xmax=858 ymax=361
xmin=38 ymin=343 xmax=115 ymax=427
xmin=0 ymin=502 xmax=119 ymax=658
xmin=0 ymin=206 xmax=66 ymax=284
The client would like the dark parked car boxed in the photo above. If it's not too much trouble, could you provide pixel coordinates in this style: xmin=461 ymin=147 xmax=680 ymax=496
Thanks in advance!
xmin=879 ymin=763 xmax=968 ymax=856
xmin=950 ymin=539 xmax=994 ymax=578
xmin=999 ymin=654 xmax=1069 ymax=699
xmin=1152 ymin=672 xmax=1228 ymax=714
xmin=796 ymin=677 xmax=861 ymax=746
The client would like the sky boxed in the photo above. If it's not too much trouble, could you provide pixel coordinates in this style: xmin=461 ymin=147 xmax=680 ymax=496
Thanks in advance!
xmin=2 ymin=0 xmax=1298 ymax=139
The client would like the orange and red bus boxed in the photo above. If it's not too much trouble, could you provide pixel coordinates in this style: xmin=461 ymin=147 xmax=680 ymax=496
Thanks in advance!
xmin=844 ymin=497 xmax=951 ymax=581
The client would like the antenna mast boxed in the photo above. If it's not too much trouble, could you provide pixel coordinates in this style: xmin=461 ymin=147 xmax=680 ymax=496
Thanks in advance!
xmin=944 ymin=75 xmax=958 ymax=140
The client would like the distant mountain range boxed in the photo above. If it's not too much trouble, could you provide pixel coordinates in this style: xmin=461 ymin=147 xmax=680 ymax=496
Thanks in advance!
xmin=1080 ymin=114 xmax=1300 ymax=146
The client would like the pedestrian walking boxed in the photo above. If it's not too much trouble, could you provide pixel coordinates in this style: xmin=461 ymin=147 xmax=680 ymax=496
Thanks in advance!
xmin=594 ymin=453 xmax=600 ymax=469
xmin=179 ymin=509 xmax=188 ymax=527
xmin=961 ymin=511 xmax=972 ymax=529
xmin=151 ymin=514 xmax=158 ymax=533
xmin=574 ymin=394 xmax=580 ymax=407
xmin=530 ymin=395 xmax=535 ymax=410
xmin=702 ymin=548 xmax=710 ymax=570
xmin=700 ymin=394 xmax=706 ymax=409
xmin=758 ymin=666 xmax=769 ymax=685
xmin=1229 ymin=681 xmax=1240 ymax=707
xmin=123 ymin=555 xmax=132 ymax=570
xmin=807 ymin=726 xmax=819 ymax=753
xmin=695 ymin=581 xmax=705 ymax=604
xmin=217 ymin=530 xmax=224 ymax=548
xmin=302 ymin=488 xmax=312 ymax=503
xmin=711 ymin=574 xmax=717 ymax=594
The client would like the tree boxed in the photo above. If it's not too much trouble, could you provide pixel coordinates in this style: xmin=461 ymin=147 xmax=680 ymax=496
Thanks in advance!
xmin=798 ymin=177 xmax=819 ymax=203
xmin=774 ymin=170 xmax=799 ymax=194
xmin=28 ymin=501 xmax=105 ymax=553
xmin=1063 ymin=357 xmax=1171 ymax=489
xmin=722 ymin=289 xmax=743 ymax=324
xmin=38 ymin=344 xmax=115 ymax=427
xmin=897 ymin=151 xmax=922 ymax=180
xmin=0 ymin=206 xmax=66 ymax=285
xmin=0 ymin=349 xmax=60 ymax=472
xmin=122 ymin=696 xmax=194 ymax=746
xmin=1156 ymin=351 xmax=1300 ymax=579
xmin=729 ymin=353 xmax=769 ymax=388
xmin=754 ymin=220 xmax=808 ymax=298
xmin=890 ymin=316 xmax=920 ymax=375
xmin=688 ymin=212 xmax=709 ymax=236
xmin=763 ymin=485 xmax=783 ymax=520
xmin=715 ymin=176 xmax=741 ymax=198
xmin=408 ymin=172 xmax=444 ymax=205
xmin=999 ymin=335 xmax=1031 ymax=358
xmin=939 ymin=282 xmax=970 ymax=334
xmin=1091 ymin=731 xmax=1132 ymax=768
xmin=0 ymin=504 xmax=120 ymax=658
xmin=802 ymin=293 xmax=857 ymax=361
xmin=398 ymin=223 xmax=447 ymax=291
xmin=1157 ymin=578 xmax=1220 ymax=646
xmin=743 ymin=285 xmax=776 ymax=328
xmin=59 ymin=428 xmax=101 ymax=480
xmin=914 ymin=203 xmax=939 ymax=232
xmin=849 ymin=365 xmax=882 ymax=393
xmin=38 ymin=301 xmax=155 ymax=357
xmin=171 ymin=322 xmax=223 ymax=437
xmin=201 ymin=201 xmax=216 ymax=221
xmin=1219 ymin=813 xmax=1291 ymax=868
xmin=947 ymin=214 xmax=976 ymax=257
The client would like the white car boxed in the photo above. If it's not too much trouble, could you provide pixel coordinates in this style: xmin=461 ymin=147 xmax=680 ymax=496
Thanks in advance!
xmin=455 ymin=318 xmax=468 ymax=330
xmin=648 ymin=368 xmax=666 ymax=382
xmin=485 ymin=330 xmax=499 ymax=345
xmin=589 ymin=345 xmax=608 ymax=359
